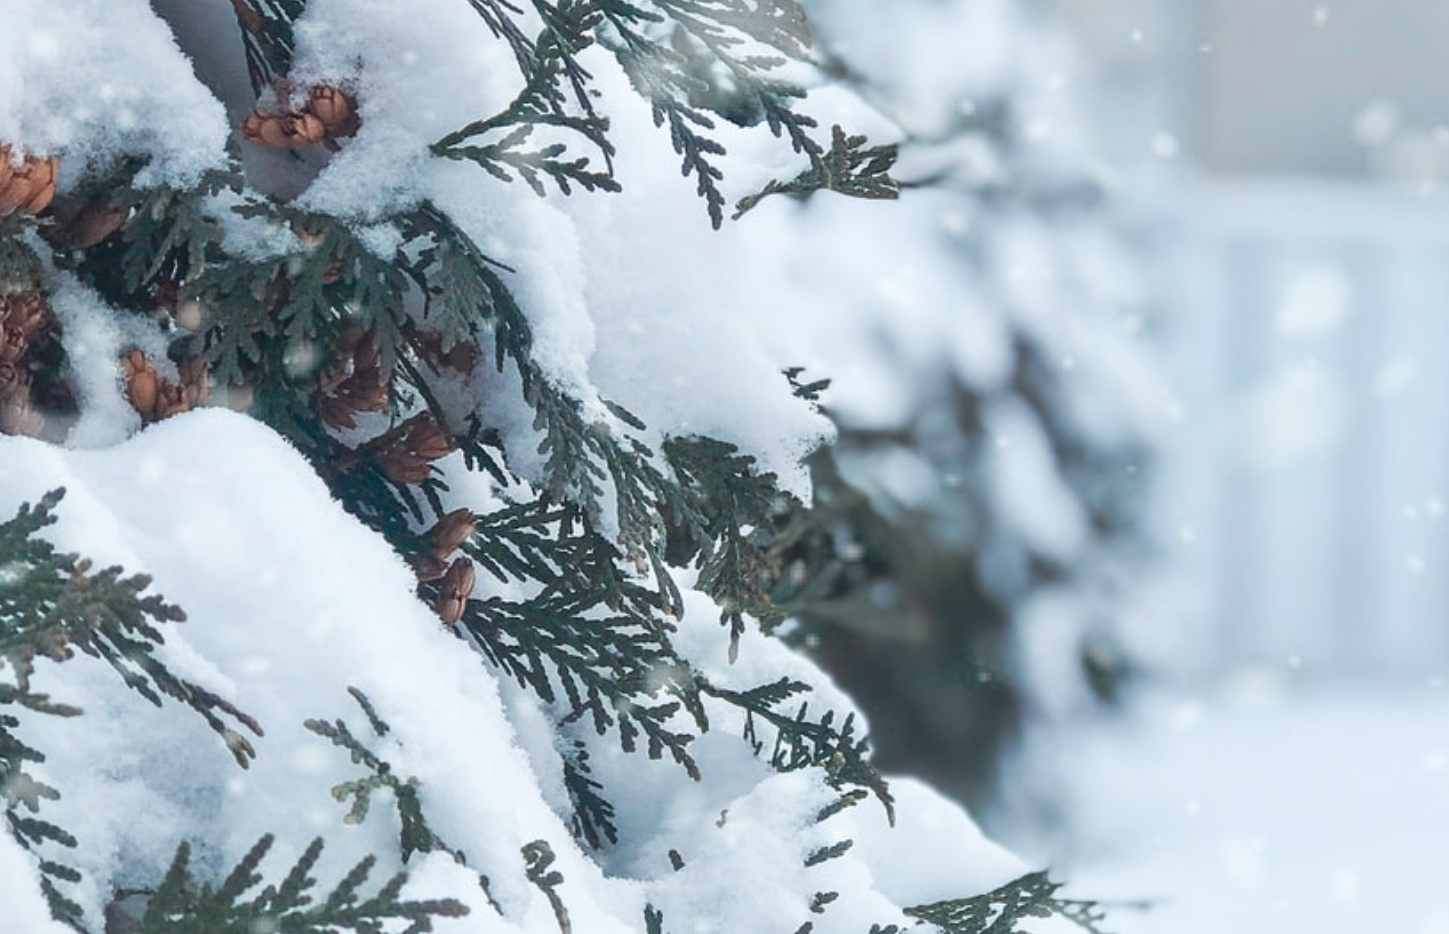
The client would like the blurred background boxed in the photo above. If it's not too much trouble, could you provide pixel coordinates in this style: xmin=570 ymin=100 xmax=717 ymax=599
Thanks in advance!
xmin=1055 ymin=0 xmax=1449 ymax=681
xmin=770 ymin=2 xmax=1449 ymax=932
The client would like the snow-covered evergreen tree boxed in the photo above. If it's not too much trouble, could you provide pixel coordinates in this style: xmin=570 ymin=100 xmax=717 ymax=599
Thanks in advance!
xmin=745 ymin=0 xmax=1165 ymax=809
xmin=0 ymin=2 xmax=1113 ymax=933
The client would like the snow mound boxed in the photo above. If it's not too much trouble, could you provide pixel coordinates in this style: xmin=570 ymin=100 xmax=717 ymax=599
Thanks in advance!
xmin=1 ymin=411 xmax=1030 ymax=933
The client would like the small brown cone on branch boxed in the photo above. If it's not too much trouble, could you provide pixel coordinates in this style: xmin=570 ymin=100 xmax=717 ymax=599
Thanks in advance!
xmin=373 ymin=414 xmax=453 ymax=485
xmin=316 ymin=327 xmax=389 ymax=429
xmin=241 ymin=84 xmax=359 ymax=150
xmin=0 ymin=146 xmax=59 ymax=217
xmin=241 ymin=107 xmax=327 ymax=149
xmin=122 ymin=348 xmax=210 ymax=422
xmin=0 ymin=287 xmax=55 ymax=438
xmin=308 ymin=85 xmax=361 ymax=139
xmin=428 ymin=508 xmax=477 ymax=560
xmin=122 ymin=348 xmax=160 ymax=416
xmin=433 ymin=557 xmax=476 ymax=626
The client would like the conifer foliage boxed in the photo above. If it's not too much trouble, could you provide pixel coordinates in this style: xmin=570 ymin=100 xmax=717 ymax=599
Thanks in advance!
xmin=1 ymin=1 xmax=1112 ymax=932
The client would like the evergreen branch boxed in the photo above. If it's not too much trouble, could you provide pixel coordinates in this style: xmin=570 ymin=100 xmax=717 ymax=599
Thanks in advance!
xmin=0 ymin=491 xmax=261 ymax=924
xmin=436 ymin=129 xmax=621 ymax=197
xmin=304 ymin=688 xmax=464 ymax=865
xmin=436 ymin=0 xmax=619 ymax=195
xmin=0 ymin=490 xmax=263 ymax=768
xmin=397 ymin=203 xmax=693 ymax=601
xmin=904 ymin=872 xmax=1113 ymax=934
xmin=702 ymin=676 xmax=893 ymax=821
xmin=462 ymin=0 xmax=539 ymax=78
xmin=523 ymin=840 xmax=573 ymax=934
xmin=229 ymin=0 xmax=310 ymax=95
xmin=561 ymin=742 xmax=618 ymax=848
xmin=592 ymin=0 xmax=862 ymax=226
xmin=134 ymin=835 xmax=469 ymax=933
xmin=460 ymin=592 xmax=702 ymax=779
xmin=661 ymin=436 xmax=791 ymax=657
xmin=735 ymin=124 xmax=900 ymax=219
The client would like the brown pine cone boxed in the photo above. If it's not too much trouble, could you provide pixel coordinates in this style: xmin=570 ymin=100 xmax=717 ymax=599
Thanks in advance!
xmin=402 ymin=415 xmax=452 ymax=461
xmin=0 ymin=290 xmax=49 ymax=341
xmin=0 ymin=150 xmax=58 ymax=216
xmin=317 ymin=329 xmax=389 ymax=429
xmin=373 ymin=414 xmax=453 ymax=484
xmin=428 ymin=508 xmax=478 ymax=559
xmin=152 ymin=382 xmax=190 ymax=420
xmin=0 ymin=326 xmax=26 ymax=364
xmin=375 ymin=449 xmax=431 ymax=485
xmin=241 ymin=108 xmax=327 ymax=149
xmin=0 ymin=359 xmax=26 ymax=401
xmin=308 ymin=85 xmax=361 ymax=138
xmin=433 ymin=557 xmax=476 ymax=626
xmin=121 ymin=349 xmax=160 ymax=417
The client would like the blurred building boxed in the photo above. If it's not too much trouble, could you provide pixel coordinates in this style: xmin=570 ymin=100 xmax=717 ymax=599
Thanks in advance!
xmin=1045 ymin=0 xmax=1449 ymax=681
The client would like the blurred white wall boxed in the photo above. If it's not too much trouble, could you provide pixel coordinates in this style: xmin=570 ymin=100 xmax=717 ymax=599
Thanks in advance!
xmin=1051 ymin=0 xmax=1449 ymax=183
xmin=1043 ymin=0 xmax=1449 ymax=681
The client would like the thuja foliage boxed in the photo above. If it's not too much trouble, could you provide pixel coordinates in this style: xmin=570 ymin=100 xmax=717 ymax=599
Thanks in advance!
xmin=133 ymin=835 xmax=468 ymax=934
xmin=0 ymin=495 xmax=466 ymax=932
xmin=1 ymin=0 xmax=1111 ymax=931
xmin=904 ymin=872 xmax=1111 ymax=934
xmin=305 ymin=687 xmax=470 ymax=867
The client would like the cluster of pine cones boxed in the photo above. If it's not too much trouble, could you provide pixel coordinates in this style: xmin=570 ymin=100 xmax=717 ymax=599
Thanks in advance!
xmin=3 ymin=82 xmax=477 ymax=624
xmin=242 ymin=84 xmax=360 ymax=150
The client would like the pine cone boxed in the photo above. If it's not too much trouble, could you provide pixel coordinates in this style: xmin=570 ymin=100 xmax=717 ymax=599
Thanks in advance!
xmin=241 ymin=108 xmax=327 ymax=149
xmin=0 ymin=290 xmax=49 ymax=341
xmin=308 ymin=85 xmax=361 ymax=138
xmin=0 ymin=359 xmax=25 ymax=401
xmin=317 ymin=328 xmax=389 ymax=429
xmin=0 ymin=325 xmax=25 ymax=363
xmin=428 ymin=508 xmax=478 ymax=559
xmin=403 ymin=416 xmax=452 ymax=461
xmin=0 ymin=148 xmax=58 ymax=216
xmin=152 ymin=382 xmax=191 ymax=420
xmin=433 ymin=557 xmax=476 ymax=626
xmin=122 ymin=348 xmax=159 ymax=416
xmin=373 ymin=414 xmax=453 ymax=484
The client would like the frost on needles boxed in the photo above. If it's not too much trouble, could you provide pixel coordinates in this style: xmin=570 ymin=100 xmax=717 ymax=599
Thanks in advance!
xmin=0 ymin=1 xmax=1110 ymax=932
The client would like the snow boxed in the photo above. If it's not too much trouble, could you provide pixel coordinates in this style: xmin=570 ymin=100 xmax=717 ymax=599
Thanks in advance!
xmin=1000 ymin=683 xmax=1449 ymax=934
xmin=278 ymin=0 xmax=841 ymax=498
xmin=0 ymin=0 xmax=229 ymax=187
xmin=0 ymin=411 xmax=1031 ymax=933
